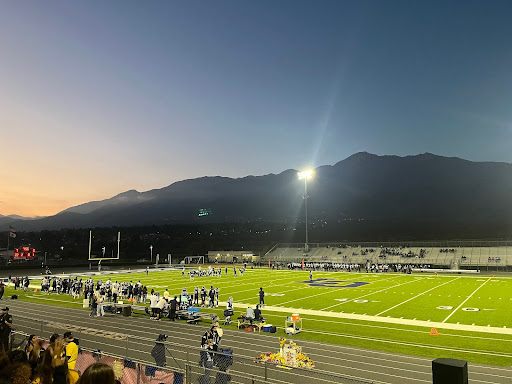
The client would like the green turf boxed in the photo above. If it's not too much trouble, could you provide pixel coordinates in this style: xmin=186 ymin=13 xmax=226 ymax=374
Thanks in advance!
xmin=10 ymin=268 xmax=512 ymax=366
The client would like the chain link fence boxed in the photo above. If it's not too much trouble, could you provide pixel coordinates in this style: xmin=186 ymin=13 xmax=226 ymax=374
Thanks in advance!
xmin=10 ymin=314 xmax=373 ymax=384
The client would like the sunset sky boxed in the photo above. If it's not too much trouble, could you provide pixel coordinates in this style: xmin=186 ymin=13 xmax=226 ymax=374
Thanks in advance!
xmin=1 ymin=1 xmax=512 ymax=217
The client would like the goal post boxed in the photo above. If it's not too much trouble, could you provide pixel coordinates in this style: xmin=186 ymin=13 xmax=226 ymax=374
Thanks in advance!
xmin=88 ymin=230 xmax=121 ymax=262
xmin=184 ymin=256 xmax=204 ymax=265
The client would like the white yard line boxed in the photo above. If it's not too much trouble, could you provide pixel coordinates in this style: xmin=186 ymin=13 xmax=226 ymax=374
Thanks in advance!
xmin=442 ymin=277 xmax=492 ymax=323
xmin=234 ymin=285 xmax=310 ymax=302
xmin=273 ymin=288 xmax=336 ymax=306
xmin=321 ymin=276 xmax=417 ymax=311
xmin=376 ymin=276 xmax=461 ymax=316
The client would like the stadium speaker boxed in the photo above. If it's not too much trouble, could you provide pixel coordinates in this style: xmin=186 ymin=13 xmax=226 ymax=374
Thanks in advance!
xmin=11 ymin=295 xmax=18 ymax=300
xmin=432 ymin=358 xmax=468 ymax=384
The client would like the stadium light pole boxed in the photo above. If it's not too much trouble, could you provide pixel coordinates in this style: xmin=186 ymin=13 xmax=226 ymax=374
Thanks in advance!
xmin=149 ymin=245 xmax=153 ymax=263
xmin=298 ymin=169 xmax=314 ymax=253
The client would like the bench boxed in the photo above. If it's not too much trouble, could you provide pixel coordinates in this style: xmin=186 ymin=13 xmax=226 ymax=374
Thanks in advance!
xmin=107 ymin=303 xmax=148 ymax=315
xmin=176 ymin=307 xmax=217 ymax=324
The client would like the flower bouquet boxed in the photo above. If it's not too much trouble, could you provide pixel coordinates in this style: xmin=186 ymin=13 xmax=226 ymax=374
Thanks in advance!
xmin=255 ymin=338 xmax=314 ymax=369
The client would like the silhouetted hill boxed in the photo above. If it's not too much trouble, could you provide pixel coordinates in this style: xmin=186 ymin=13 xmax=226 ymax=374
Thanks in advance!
xmin=10 ymin=153 xmax=512 ymax=233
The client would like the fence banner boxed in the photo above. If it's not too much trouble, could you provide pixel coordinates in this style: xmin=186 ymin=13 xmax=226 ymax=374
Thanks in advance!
xmin=120 ymin=363 xmax=139 ymax=384
xmin=75 ymin=350 xmax=97 ymax=375
xmin=139 ymin=364 xmax=174 ymax=384
xmin=153 ymin=369 xmax=174 ymax=384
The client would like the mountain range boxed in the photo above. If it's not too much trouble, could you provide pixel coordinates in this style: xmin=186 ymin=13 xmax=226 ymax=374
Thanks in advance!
xmin=3 ymin=152 xmax=512 ymax=233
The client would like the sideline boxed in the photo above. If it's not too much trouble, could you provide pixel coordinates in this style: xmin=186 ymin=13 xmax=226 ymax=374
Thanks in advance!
xmin=14 ymin=269 xmax=512 ymax=337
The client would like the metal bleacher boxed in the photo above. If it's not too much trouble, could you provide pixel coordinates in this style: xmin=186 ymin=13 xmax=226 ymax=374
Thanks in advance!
xmin=264 ymin=241 xmax=512 ymax=271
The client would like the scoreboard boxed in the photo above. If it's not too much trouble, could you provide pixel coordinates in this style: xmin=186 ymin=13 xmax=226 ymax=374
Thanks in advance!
xmin=13 ymin=247 xmax=36 ymax=259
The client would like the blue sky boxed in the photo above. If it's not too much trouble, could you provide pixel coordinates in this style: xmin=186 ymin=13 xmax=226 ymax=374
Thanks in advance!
xmin=1 ymin=1 xmax=512 ymax=216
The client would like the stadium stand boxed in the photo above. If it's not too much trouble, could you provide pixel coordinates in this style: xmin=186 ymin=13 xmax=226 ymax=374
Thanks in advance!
xmin=264 ymin=241 xmax=512 ymax=271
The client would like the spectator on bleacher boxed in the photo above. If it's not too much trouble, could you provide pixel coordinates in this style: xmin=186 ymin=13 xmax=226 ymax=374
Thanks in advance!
xmin=35 ymin=338 xmax=79 ymax=384
xmin=26 ymin=337 xmax=44 ymax=376
xmin=63 ymin=332 xmax=78 ymax=370
xmin=25 ymin=335 xmax=36 ymax=359
xmin=76 ymin=363 xmax=116 ymax=384
xmin=11 ymin=359 xmax=32 ymax=384
xmin=0 ymin=350 xmax=32 ymax=384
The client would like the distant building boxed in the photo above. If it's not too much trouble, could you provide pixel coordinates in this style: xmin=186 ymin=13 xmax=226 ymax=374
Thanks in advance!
xmin=208 ymin=250 xmax=260 ymax=263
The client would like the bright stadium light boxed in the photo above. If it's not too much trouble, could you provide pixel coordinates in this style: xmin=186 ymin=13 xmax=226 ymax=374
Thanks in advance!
xmin=298 ymin=169 xmax=314 ymax=252
xmin=297 ymin=169 xmax=313 ymax=180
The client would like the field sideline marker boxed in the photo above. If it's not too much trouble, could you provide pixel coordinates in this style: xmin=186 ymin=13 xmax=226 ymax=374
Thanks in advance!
xmin=442 ymin=277 xmax=492 ymax=323
xmin=376 ymin=276 xmax=461 ymax=317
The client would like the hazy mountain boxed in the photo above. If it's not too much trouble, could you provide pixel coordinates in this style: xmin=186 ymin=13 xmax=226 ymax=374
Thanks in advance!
xmin=59 ymin=189 xmax=154 ymax=215
xmin=0 ymin=214 xmax=46 ymax=228
xmin=8 ymin=152 xmax=512 ymax=232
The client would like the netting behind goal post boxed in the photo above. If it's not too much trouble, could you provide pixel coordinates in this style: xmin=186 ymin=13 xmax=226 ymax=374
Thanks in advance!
xmin=184 ymin=256 xmax=204 ymax=264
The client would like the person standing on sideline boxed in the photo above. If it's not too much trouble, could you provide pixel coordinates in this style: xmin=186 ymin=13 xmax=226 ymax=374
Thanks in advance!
xmin=194 ymin=287 xmax=199 ymax=306
xmin=259 ymin=287 xmax=265 ymax=307
xmin=146 ymin=266 xmax=149 ymax=276
xmin=0 ymin=307 xmax=13 ymax=351
xmin=142 ymin=286 xmax=148 ymax=304
xmin=309 ymin=270 xmax=313 ymax=282
xmin=169 ymin=296 xmax=177 ymax=321
xmin=0 ymin=281 xmax=5 ymax=300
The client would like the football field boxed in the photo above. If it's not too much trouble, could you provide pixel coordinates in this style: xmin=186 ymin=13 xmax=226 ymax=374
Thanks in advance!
xmin=14 ymin=268 xmax=512 ymax=366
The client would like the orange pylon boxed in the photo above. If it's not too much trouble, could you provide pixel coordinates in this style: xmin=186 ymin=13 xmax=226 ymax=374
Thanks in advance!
xmin=430 ymin=328 xmax=439 ymax=336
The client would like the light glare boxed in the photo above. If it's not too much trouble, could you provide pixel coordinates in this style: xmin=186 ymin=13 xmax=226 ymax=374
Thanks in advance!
xmin=298 ymin=169 xmax=314 ymax=180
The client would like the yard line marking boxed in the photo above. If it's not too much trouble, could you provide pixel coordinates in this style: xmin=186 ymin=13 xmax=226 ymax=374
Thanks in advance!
xmin=275 ymin=287 xmax=341 ymax=306
xmin=285 ymin=275 xmax=407 ymax=309
xmin=376 ymin=277 xmax=461 ymax=317
xmin=321 ymin=277 xmax=418 ymax=310
xmin=231 ymin=284 xmax=307 ymax=299
xmin=442 ymin=277 xmax=492 ymax=323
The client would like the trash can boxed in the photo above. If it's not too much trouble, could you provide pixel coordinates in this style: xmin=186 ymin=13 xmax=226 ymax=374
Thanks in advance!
xmin=122 ymin=305 xmax=132 ymax=317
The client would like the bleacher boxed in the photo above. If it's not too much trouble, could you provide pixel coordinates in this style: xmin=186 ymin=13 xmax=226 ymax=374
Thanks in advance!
xmin=264 ymin=241 xmax=512 ymax=270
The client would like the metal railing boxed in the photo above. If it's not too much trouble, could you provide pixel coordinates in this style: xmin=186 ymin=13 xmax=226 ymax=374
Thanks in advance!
xmin=10 ymin=314 xmax=373 ymax=384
